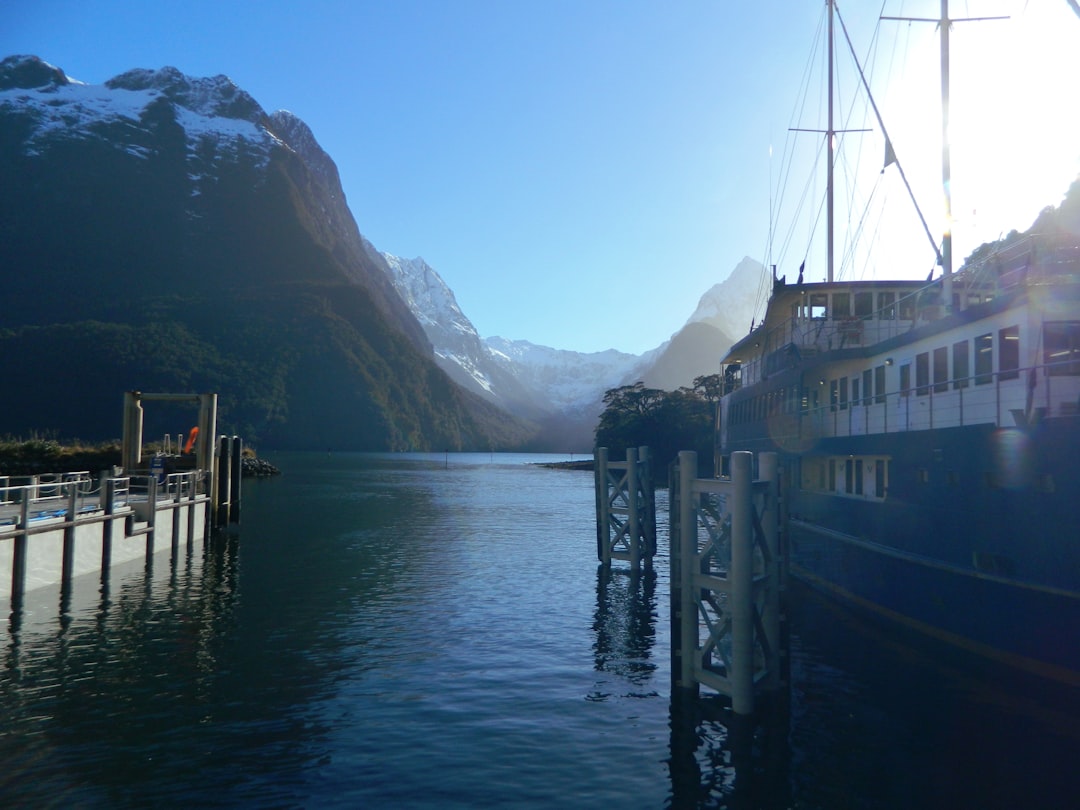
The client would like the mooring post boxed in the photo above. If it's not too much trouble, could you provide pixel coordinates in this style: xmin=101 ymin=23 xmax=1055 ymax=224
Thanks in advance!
xmin=596 ymin=447 xmax=609 ymax=563
xmin=627 ymin=446 xmax=640 ymax=569
xmin=229 ymin=436 xmax=243 ymax=527
xmin=759 ymin=452 xmax=781 ymax=690
xmin=61 ymin=480 xmax=78 ymax=597
xmin=730 ymin=451 xmax=754 ymax=716
xmin=216 ymin=435 xmax=231 ymax=529
xmin=637 ymin=446 xmax=656 ymax=562
xmin=101 ymin=477 xmax=115 ymax=576
xmin=676 ymin=450 xmax=698 ymax=694
xmin=145 ymin=474 xmax=157 ymax=560
xmin=11 ymin=491 xmax=31 ymax=609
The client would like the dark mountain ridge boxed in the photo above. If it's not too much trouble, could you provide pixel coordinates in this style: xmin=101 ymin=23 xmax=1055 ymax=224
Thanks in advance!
xmin=0 ymin=55 xmax=531 ymax=450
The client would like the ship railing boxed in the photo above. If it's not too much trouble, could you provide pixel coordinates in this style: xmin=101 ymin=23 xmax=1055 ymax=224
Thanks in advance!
xmin=803 ymin=358 xmax=1080 ymax=440
xmin=725 ymin=357 xmax=1080 ymax=450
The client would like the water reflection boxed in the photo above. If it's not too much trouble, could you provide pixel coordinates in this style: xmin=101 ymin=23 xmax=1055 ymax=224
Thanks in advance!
xmin=590 ymin=564 xmax=658 ymax=700
xmin=667 ymin=693 xmax=791 ymax=810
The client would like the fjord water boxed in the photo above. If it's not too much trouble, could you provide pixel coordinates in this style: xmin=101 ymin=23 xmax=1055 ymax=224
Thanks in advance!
xmin=1 ymin=452 xmax=1075 ymax=808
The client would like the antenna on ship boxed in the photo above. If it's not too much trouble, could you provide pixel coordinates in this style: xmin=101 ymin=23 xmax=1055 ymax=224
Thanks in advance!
xmin=882 ymin=0 xmax=1006 ymax=310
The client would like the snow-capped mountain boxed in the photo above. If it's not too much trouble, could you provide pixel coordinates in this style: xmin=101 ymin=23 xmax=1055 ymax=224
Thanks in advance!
xmin=683 ymin=256 xmax=769 ymax=342
xmin=0 ymin=55 xmax=530 ymax=450
xmin=378 ymin=249 xmax=762 ymax=428
xmin=380 ymin=253 xmax=642 ymax=418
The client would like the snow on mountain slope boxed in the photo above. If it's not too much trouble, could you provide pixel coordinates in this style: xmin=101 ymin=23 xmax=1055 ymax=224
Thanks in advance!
xmin=485 ymin=336 xmax=643 ymax=411
xmin=0 ymin=56 xmax=274 ymax=170
xmin=380 ymin=253 xmax=646 ymax=414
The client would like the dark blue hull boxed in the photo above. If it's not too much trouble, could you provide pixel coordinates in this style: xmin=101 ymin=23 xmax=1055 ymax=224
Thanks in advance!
xmin=786 ymin=417 xmax=1080 ymax=686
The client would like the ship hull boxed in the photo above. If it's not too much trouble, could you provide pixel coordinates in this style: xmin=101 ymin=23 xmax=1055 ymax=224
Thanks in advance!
xmin=785 ymin=416 xmax=1080 ymax=686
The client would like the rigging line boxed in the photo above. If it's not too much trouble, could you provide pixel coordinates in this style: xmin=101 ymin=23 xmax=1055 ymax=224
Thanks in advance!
xmin=767 ymin=3 xmax=827 ymax=278
xmin=835 ymin=3 xmax=943 ymax=268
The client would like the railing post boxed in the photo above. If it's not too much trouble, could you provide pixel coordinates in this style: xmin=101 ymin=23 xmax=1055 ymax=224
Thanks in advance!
xmin=730 ymin=451 xmax=754 ymax=716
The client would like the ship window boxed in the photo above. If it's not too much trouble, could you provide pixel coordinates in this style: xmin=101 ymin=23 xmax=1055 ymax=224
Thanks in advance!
xmin=900 ymin=363 xmax=911 ymax=397
xmin=875 ymin=459 xmax=887 ymax=497
xmin=933 ymin=346 xmax=949 ymax=393
xmin=832 ymin=293 xmax=851 ymax=318
xmin=851 ymin=377 xmax=860 ymax=406
xmin=855 ymin=291 xmax=873 ymax=320
xmin=845 ymin=459 xmax=854 ymax=493
xmin=1044 ymin=321 xmax=1080 ymax=375
xmin=916 ymin=352 xmax=930 ymax=396
xmin=953 ymin=340 xmax=969 ymax=389
xmin=878 ymin=291 xmax=896 ymax=319
xmin=862 ymin=369 xmax=872 ymax=405
xmin=975 ymin=332 xmax=993 ymax=384
xmin=855 ymin=459 xmax=864 ymax=495
xmin=839 ymin=377 xmax=848 ymax=410
xmin=898 ymin=293 xmax=916 ymax=321
xmin=810 ymin=293 xmax=828 ymax=319
xmin=830 ymin=380 xmax=838 ymax=411
xmin=875 ymin=365 xmax=886 ymax=404
xmin=999 ymin=325 xmax=1020 ymax=381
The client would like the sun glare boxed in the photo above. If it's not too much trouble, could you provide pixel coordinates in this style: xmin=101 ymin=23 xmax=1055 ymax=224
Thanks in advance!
xmin=881 ymin=3 xmax=1080 ymax=267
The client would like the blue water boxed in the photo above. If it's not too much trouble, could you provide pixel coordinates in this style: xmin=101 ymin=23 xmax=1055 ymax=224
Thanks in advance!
xmin=0 ymin=452 xmax=1075 ymax=808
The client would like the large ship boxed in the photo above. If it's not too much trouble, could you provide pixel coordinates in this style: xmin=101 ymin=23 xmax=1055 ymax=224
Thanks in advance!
xmin=714 ymin=2 xmax=1080 ymax=686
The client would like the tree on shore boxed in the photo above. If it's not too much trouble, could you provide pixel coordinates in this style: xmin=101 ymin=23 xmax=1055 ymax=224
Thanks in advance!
xmin=593 ymin=375 xmax=719 ymax=477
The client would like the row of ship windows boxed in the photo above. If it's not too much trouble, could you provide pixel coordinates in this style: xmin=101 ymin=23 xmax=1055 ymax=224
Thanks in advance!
xmin=730 ymin=321 xmax=1080 ymax=424
xmin=801 ymin=456 xmax=1055 ymax=500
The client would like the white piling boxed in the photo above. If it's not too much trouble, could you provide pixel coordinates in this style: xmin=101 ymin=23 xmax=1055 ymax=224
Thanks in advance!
xmin=729 ymin=451 xmax=755 ymax=715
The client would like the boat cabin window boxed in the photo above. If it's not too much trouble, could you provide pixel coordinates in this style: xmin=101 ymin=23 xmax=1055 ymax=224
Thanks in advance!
xmin=975 ymin=332 xmax=993 ymax=384
xmin=900 ymin=363 xmax=911 ymax=397
xmin=999 ymin=325 xmax=1020 ymax=381
xmin=862 ymin=369 xmax=872 ymax=405
xmin=878 ymin=291 xmax=896 ymax=319
xmin=809 ymin=293 xmax=828 ymax=319
xmin=854 ymin=291 xmax=873 ymax=320
xmin=1044 ymin=321 xmax=1080 ymax=375
xmin=916 ymin=352 xmax=930 ymax=396
xmin=875 ymin=365 xmax=886 ymax=403
xmin=953 ymin=340 xmax=969 ymax=389
xmin=933 ymin=347 xmax=949 ymax=393
xmin=832 ymin=293 xmax=851 ymax=318
xmin=804 ymin=456 xmax=888 ymax=499
xmin=898 ymin=292 xmax=917 ymax=321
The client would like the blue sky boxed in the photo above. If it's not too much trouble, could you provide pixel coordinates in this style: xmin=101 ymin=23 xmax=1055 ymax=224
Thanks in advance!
xmin=5 ymin=1 xmax=1079 ymax=354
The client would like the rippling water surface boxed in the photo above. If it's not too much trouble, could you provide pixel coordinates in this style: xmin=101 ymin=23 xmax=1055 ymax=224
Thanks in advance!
xmin=1 ymin=452 xmax=1075 ymax=808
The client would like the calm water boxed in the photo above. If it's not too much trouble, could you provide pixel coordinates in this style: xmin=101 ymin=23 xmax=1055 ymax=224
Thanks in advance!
xmin=0 ymin=452 xmax=1076 ymax=808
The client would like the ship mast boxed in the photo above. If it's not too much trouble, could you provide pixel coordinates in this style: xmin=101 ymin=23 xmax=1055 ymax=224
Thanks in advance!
xmin=882 ymin=0 xmax=1005 ymax=310
xmin=827 ymin=0 xmax=836 ymax=283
